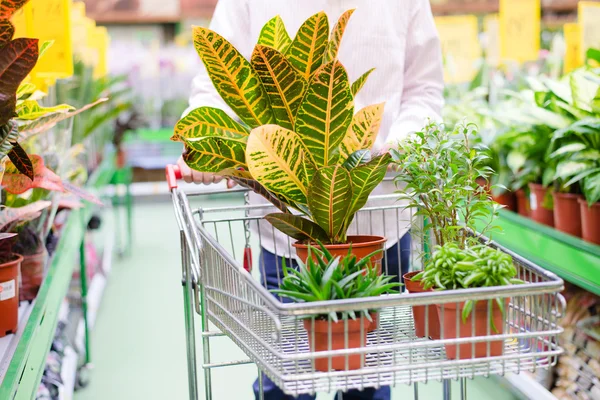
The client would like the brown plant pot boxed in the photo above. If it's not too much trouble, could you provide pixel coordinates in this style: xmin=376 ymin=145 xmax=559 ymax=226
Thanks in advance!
xmin=579 ymin=199 xmax=600 ymax=245
xmin=492 ymin=192 xmax=517 ymax=212
xmin=436 ymin=299 xmax=507 ymax=359
xmin=552 ymin=192 xmax=583 ymax=238
xmin=0 ymin=254 xmax=23 ymax=338
xmin=19 ymin=250 xmax=48 ymax=302
xmin=293 ymin=235 xmax=387 ymax=273
xmin=528 ymin=183 xmax=554 ymax=227
xmin=516 ymin=189 xmax=530 ymax=217
xmin=403 ymin=271 xmax=440 ymax=339
xmin=303 ymin=317 xmax=369 ymax=371
xmin=116 ymin=148 xmax=126 ymax=169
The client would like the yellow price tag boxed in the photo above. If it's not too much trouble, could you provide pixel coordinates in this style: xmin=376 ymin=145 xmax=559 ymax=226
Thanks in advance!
xmin=25 ymin=0 xmax=74 ymax=79
xmin=89 ymin=26 xmax=109 ymax=78
xmin=484 ymin=14 xmax=500 ymax=67
xmin=500 ymin=0 xmax=541 ymax=63
xmin=435 ymin=15 xmax=481 ymax=84
xmin=11 ymin=7 xmax=28 ymax=38
xmin=579 ymin=2 xmax=600 ymax=62
xmin=564 ymin=23 xmax=582 ymax=74
xmin=71 ymin=1 xmax=88 ymax=58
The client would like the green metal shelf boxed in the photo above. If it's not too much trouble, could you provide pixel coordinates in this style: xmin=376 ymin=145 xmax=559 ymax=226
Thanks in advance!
xmin=482 ymin=210 xmax=600 ymax=296
xmin=0 ymin=158 xmax=116 ymax=399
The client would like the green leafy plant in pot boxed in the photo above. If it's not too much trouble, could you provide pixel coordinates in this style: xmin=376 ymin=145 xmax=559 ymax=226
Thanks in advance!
xmin=171 ymin=10 xmax=391 ymax=266
xmin=273 ymin=244 xmax=400 ymax=371
xmin=392 ymin=122 xmax=503 ymax=340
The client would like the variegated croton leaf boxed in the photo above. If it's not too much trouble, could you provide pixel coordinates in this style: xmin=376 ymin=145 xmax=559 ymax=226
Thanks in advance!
xmin=285 ymin=11 xmax=329 ymax=80
xmin=257 ymin=15 xmax=292 ymax=53
xmin=265 ymin=213 xmax=328 ymax=242
xmin=322 ymin=9 xmax=355 ymax=64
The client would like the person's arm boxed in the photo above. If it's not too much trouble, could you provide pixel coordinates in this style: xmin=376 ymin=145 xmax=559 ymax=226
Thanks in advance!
xmin=386 ymin=0 xmax=444 ymax=146
xmin=179 ymin=0 xmax=251 ymax=184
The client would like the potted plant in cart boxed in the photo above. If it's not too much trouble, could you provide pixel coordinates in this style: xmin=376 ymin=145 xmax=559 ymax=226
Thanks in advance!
xmin=273 ymin=244 xmax=400 ymax=371
xmin=392 ymin=122 xmax=502 ymax=339
xmin=172 ymin=10 xmax=392 ymax=265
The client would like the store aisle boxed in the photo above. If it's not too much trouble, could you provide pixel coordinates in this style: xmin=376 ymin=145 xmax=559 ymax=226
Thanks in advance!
xmin=75 ymin=198 xmax=517 ymax=400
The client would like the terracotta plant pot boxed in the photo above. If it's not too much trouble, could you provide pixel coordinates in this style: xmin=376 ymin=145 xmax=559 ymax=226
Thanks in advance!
xmin=528 ymin=183 xmax=554 ymax=227
xmin=0 ymin=254 xmax=23 ymax=337
xmin=552 ymin=192 xmax=583 ymax=237
xmin=293 ymin=235 xmax=386 ymax=274
xmin=19 ymin=249 xmax=47 ymax=302
xmin=303 ymin=317 xmax=369 ymax=371
xmin=516 ymin=189 xmax=530 ymax=217
xmin=492 ymin=192 xmax=517 ymax=212
xmin=403 ymin=271 xmax=440 ymax=339
xmin=436 ymin=299 xmax=507 ymax=359
xmin=579 ymin=199 xmax=600 ymax=245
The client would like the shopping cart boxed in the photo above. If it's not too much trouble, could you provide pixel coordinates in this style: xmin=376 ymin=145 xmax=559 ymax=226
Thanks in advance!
xmin=166 ymin=164 xmax=565 ymax=400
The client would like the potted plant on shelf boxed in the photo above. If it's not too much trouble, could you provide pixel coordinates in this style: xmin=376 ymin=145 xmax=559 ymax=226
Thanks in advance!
xmin=392 ymin=122 xmax=503 ymax=340
xmin=415 ymin=242 xmax=522 ymax=359
xmin=0 ymin=232 xmax=22 ymax=337
xmin=171 ymin=11 xmax=391 ymax=264
xmin=273 ymin=244 xmax=400 ymax=371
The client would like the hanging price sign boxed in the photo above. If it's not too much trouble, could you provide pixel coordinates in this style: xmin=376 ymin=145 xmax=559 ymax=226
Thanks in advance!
xmin=500 ymin=0 xmax=540 ymax=63
xmin=564 ymin=23 xmax=582 ymax=73
xmin=25 ymin=0 xmax=74 ymax=79
xmin=89 ymin=26 xmax=109 ymax=78
xmin=579 ymin=2 xmax=600 ymax=62
xmin=434 ymin=15 xmax=481 ymax=84
xmin=484 ymin=14 xmax=500 ymax=67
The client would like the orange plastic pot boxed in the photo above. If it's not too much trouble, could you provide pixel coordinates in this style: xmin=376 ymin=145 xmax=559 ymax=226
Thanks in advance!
xmin=579 ymin=199 xmax=600 ymax=245
xmin=293 ymin=235 xmax=386 ymax=273
xmin=19 ymin=250 xmax=47 ymax=302
xmin=492 ymin=192 xmax=517 ymax=212
xmin=528 ymin=183 xmax=554 ymax=227
xmin=552 ymin=192 xmax=583 ymax=238
xmin=436 ymin=299 xmax=507 ymax=360
xmin=516 ymin=189 xmax=530 ymax=217
xmin=403 ymin=271 xmax=440 ymax=339
xmin=0 ymin=254 xmax=23 ymax=337
xmin=303 ymin=317 xmax=369 ymax=371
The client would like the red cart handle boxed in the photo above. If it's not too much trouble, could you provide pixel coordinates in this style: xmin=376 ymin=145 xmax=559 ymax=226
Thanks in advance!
xmin=166 ymin=164 xmax=182 ymax=190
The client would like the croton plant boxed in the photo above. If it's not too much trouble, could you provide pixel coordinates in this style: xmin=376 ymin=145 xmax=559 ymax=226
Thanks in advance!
xmin=172 ymin=10 xmax=390 ymax=244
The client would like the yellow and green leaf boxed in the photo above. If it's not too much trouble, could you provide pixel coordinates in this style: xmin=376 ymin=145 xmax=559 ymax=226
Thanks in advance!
xmin=340 ymin=103 xmax=385 ymax=158
xmin=323 ymin=9 xmax=355 ymax=64
xmin=351 ymin=68 xmax=375 ymax=97
xmin=348 ymin=153 xmax=390 ymax=216
xmin=246 ymin=124 xmax=314 ymax=205
xmin=183 ymin=132 xmax=248 ymax=173
xmin=16 ymin=100 xmax=75 ymax=120
xmin=308 ymin=165 xmax=353 ymax=242
xmin=257 ymin=15 xmax=292 ymax=53
xmin=226 ymin=176 xmax=291 ymax=214
xmin=172 ymin=106 xmax=250 ymax=142
xmin=295 ymin=60 xmax=354 ymax=167
xmin=251 ymin=45 xmax=307 ymax=130
xmin=285 ymin=11 xmax=329 ymax=80
xmin=16 ymin=82 xmax=36 ymax=101
xmin=193 ymin=26 xmax=274 ymax=128
xmin=265 ymin=213 xmax=328 ymax=242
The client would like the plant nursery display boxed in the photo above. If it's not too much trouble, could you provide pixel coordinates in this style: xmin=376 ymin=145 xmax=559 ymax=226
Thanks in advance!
xmin=171 ymin=10 xmax=391 ymax=260
xmin=274 ymin=244 xmax=400 ymax=371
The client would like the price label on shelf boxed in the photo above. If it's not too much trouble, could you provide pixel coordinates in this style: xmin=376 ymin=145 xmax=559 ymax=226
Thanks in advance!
xmin=0 ymin=280 xmax=16 ymax=301
xmin=25 ymin=0 xmax=74 ymax=79
xmin=564 ymin=23 xmax=582 ymax=74
xmin=434 ymin=15 xmax=481 ymax=84
xmin=579 ymin=2 xmax=600 ymax=62
xmin=500 ymin=0 xmax=541 ymax=63
xmin=484 ymin=14 xmax=500 ymax=67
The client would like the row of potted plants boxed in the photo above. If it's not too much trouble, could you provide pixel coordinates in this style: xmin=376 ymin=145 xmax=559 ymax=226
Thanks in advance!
xmin=173 ymin=9 xmax=524 ymax=369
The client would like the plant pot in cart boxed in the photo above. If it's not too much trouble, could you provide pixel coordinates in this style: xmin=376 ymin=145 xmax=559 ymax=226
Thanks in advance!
xmin=403 ymin=271 xmax=440 ymax=339
xmin=515 ymin=189 xmax=530 ymax=217
xmin=528 ymin=183 xmax=554 ymax=227
xmin=436 ymin=299 xmax=507 ymax=360
xmin=0 ymin=254 xmax=23 ymax=337
xmin=552 ymin=192 xmax=583 ymax=237
xmin=304 ymin=316 xmax=370 ymax=371
xmin=19 ymin=249 xmax=47 ymax=302
xmin=579 ymin=199 xmax=600 ymax=245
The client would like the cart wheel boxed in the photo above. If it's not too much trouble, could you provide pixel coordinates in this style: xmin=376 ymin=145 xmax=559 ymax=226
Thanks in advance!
xmin=76 ymin=364 xmax=93 ymax=389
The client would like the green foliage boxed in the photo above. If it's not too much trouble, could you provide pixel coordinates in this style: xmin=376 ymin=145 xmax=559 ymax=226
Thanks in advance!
xmin=392 ymin=122 xmax=501 ymax=250
xmin=175 ymin=10 xmax=390 ymax=244
xmin=273 ymin=243 xmax=401 ymax=321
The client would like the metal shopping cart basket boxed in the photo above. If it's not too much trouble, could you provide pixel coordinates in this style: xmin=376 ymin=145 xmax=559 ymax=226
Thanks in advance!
xmin=166 ymin=165 xmax=565 ymax=400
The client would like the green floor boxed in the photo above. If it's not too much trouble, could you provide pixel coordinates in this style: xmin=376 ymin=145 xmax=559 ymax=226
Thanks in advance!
xmin=75 ymin=198 xmax=518 ymax=400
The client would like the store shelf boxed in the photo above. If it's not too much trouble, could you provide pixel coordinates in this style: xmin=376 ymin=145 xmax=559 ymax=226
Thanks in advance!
xmin=500 ymin=373 xmax=558 ymax=400
xmin=482 ymin=210 xmax=600 ymax=296
xmin=0 ymin=158 xmax=116 ymax=399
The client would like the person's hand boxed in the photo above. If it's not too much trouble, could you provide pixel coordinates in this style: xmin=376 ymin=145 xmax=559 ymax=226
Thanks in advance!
xmin=177 ymin=156 xmax=236 ymax=188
